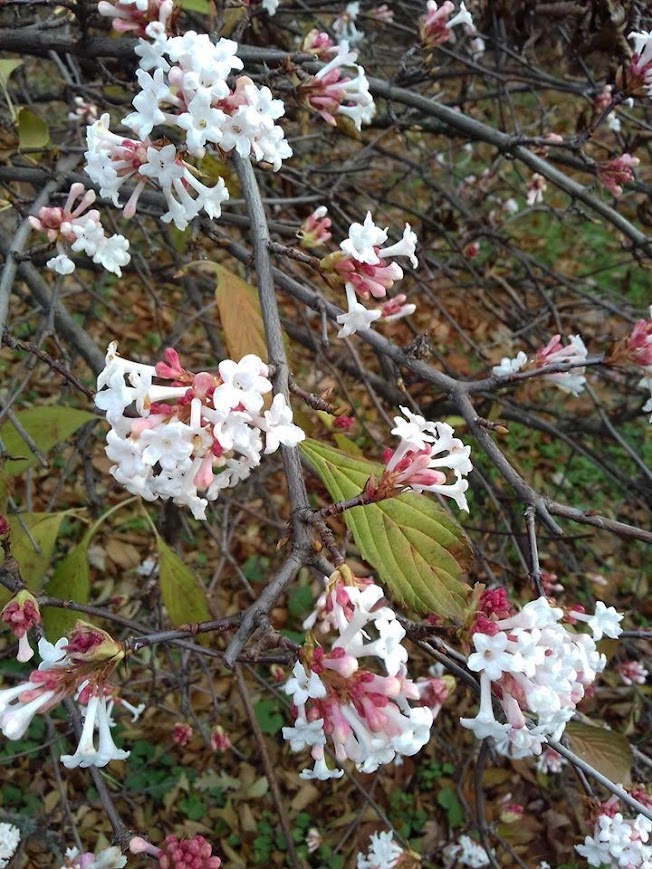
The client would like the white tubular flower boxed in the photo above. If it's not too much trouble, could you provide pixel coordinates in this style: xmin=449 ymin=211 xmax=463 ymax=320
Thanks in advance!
xmin=572 ymin=600 xmax=625 ymax=641
xmin=356 ymin=831 xmax=404 ymax=869
xmin=378 ymin=223 xmax=419 ymax=268
xmin=337 ymin=283 xmax=382 ymax=337
xmin=259 ymin=394 xmax=306 ymax=453
xmin=340 ymin=212 xmax=388 ymax=264
xmin=61 ymin=693 xmax=129 ymax=769
xmin=0 ymin=823 xmax=20 ymax=869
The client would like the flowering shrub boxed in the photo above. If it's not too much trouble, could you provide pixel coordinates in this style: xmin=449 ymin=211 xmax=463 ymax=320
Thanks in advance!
xmin=1 ymin=1 xmax=651 ymax=866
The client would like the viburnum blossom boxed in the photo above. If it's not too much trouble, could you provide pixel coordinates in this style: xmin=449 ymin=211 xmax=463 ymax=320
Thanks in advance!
xmin=527 ymin=173 xmax=547 ymax=205
xmin=61 ymin=845 xmax=127 ymax=868
xmin=94 ymin=344 xmax=304 ymax=520
xmin=0 ymin=622 xmax=130 ymax=768
xmin=0 ymin=823 xmax=20 ymax=869
xmin=419 ymin=1 xmax=475 ymax=49
xmin=298 ymin=205 xmax=332 ymax=248
xmin=1 ymin=589 xmax=41 ymax=663
xmin=443 ymin=834 xmax=491 ymax=867
xmin=97 ymin=0 xmax=175 ymax=36
xmin=379 ymin=406 xmax=473 ymax=511
xmin=356 ymin=831 xmax=404 ymax=869
xmin=617 ymin=660 xmax=649 ymax=686
xmin=171 ymin=722 xmax=193 ymax=746
xmin=492 ymin=350 xmax=528 ymax=378
xmin=82 ymin=24 xmax=291 ymax=231
xmin=332 ymin=2 xmax=364 ymax=45
xmin=625 ymin=31 xmax=652 ymax=95
xmin=28 ymin=182 xmax=130 ymax=276
xmin=608 ymin=308 xmax=652 ymax=368
xmin=130 ymin=834 xmax=222 ymax=867
xmin=300 ymin=29 xmax=337 ymax=58
xmin=461 ymin=591 xmax=622 ymax=757
xmin=298 ymin=40 xmax=375 ymax=131
xmin=319 ymin=213 xmax=419 ymax=338
xmin=535 ymin=746 xmax=567 ymax=774
xmin=576 ymin=796 xmax=652 ymax=868
xmin=534 ymin=333 xmax=588 ymax=395
xmin=283 ymin=567 xmax=434 ymax=780
xmin=597 ymin=154 xmax=640 ymax=197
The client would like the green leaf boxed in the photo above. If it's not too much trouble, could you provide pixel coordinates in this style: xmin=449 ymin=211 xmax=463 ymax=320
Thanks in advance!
xmin=0 ymin=407 xmax=95 ymax=476
xmin=565 ymin=721 xmax=632 ymax=785
xmin=0 ymin=59 xmax=22 ymax=89
xmin=300 ymin=439 xmax=471 ymax=619
xmin=42 ymin=533 xmax=92 ymax=640
xmin=175 ymin=0 xmax=210 ymax=10
xmin=254 ymin=699 xmax=284 ymax=735
xmin=6 ymin=512 xmax=67 ymax=592
xmin=17 ymin=107 xmax=49 ymax=150
xmin=156 ymin=536 xmax=211 ymax=627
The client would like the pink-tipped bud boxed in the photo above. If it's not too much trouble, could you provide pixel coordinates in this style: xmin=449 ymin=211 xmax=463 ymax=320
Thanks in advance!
xmin=298 ymin=206 xmax=332 ymax=249
xmin=210 ymin=725 xmax=231 ymax=753
xmin=1 ymin=591 xmax=41 ymax=663
xmin=171 ymin=722 xmax=193 ymax=747
xmin=596 ymin=153 xmax=639 ymax=198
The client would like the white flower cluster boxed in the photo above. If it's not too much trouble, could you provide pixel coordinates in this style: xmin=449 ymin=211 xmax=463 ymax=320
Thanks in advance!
xmin=95 ymin=344 xmax=305 ymax=520
xmin=84 ymin=25 xmax=291 ymax=231
xmin=0 ymin=823 xmax=20 ymax=869
xmin=310 ymin=40 xmax=375 ymax=131
xmin=443 ymin=834 xmax=491 ymax=867
xmin=356 ymin=830 xmax=404 ymax=869
xmin=29 ymin=183 xmax=130 ymax=277
xmin=283 ymin=573 xmax=433 ymax=780
xmin=326 ymin=212 xmax=418 ymax=338
xmin=462 ymin=597 xmax=623 ymax=758
xmin=385 ymin=406 xmax=473 ymax=511
xmin=576 ymin=811 xmax=652 ymax=868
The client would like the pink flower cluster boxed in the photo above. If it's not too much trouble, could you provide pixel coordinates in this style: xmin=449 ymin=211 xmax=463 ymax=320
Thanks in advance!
xmin=29 ymin=182 xmax=130 ymax=276
xmin=1 ymin=590 xmax=41 ymax=663
xmin=298 ymin=39 xmax=375 ymax=131
xmin=493 ymin=333 xmax=588 ymax=396
xmin=283 ymin=569 xmax=433 ymax=780
xmin=381 ymin=406 xmax=473 ymax=511
xmin=461 ymin=589 xmax=623 ymax=758
xmin=597 ymin=154 xmax=639 ymax=197
xmin=319 ymin=211 xmax=419 ymax=337
xmin=130 ymin=834 xmax=222 ymax=867
xmin=419 ymin=1 xmax=475 ymax=49
xmin=98 ymin=0 xmax=175 ymax=36
xmin=95 ymin=344 xmax=304 ymax=520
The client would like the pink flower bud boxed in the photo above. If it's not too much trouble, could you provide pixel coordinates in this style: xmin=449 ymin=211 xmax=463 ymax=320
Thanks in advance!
xmin=171 ymin=722 xmax=193 ymax=747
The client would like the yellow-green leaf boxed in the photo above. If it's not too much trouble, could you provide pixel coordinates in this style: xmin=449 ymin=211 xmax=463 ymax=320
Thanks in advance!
xmin=6 ymin=512 xmax=67 ymax=592
xmin=156 ymin=537 xmax=211 ymax=627
xmin=0 ymin=407 xmax=95 ymax=476
xmin=300 ymin=439 xmax=471 ymax=619
xmin=565 ymin=721 xmax=632 ymax=785
xmin=42 ymin=534 xmax=92 ymax=640
xmin=17 ymin=107 xmax=49 ymax=150
xmin=0 ymin=59 xmax=22 ymax=89
xmin=212 ymin=263 xmax=268 ymax=362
